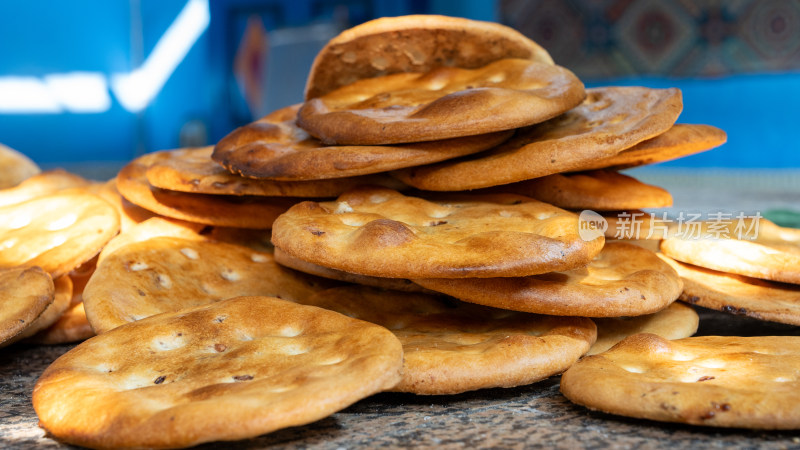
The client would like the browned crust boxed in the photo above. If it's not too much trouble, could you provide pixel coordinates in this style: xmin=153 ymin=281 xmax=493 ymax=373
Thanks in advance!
xmin=660 ymin=254 xmax=800 ymax=326
xmin=271 ymin=187 xmax=604 ymax=279
xmin=0 ymin=266 xmax=54 ymax=345
xmin=393 ymin=86 xmax=683 ymax=191
xmin=488 ymin=170 xmax=673 ymax=211
xmin=301 ymin=286 xmax=595 ymax=395
xmin=584 ymin=123 xmax=727 ymax=171
xmin=305 ymin=14 xmax=553 ymax=99
xmin=33 ymin=296 xmax=403 ymax=448
xmin=413 ymin=242 xmax=683 ymax=317
xmin=561 ymin=334 xmax=800 ymax=429
xmin=117 ymin=154 xmax=298 ymax=229
xmin=298 ymin=59 xmax=584 ymax=145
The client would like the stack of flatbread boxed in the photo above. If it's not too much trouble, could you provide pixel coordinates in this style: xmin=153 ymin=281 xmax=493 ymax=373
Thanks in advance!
xmin=2 ymin=14 xmax=797 ymax=449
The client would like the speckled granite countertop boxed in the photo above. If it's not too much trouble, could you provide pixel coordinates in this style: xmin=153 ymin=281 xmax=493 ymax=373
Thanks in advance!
xmin=3 ymin=309 xmax=800 ymax=449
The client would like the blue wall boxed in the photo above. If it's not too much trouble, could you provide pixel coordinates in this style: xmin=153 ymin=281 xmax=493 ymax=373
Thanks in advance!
xmin=0 ymin=0 xmax=798 ymax=169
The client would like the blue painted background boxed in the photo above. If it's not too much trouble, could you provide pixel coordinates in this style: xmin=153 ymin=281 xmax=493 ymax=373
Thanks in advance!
xmin=0 ymin=0 xmax=798 ymax=168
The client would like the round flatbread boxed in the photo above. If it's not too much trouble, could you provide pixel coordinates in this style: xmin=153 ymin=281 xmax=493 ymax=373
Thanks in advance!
xmin=98 ymin=217 xmax=206 ymax=263
xmin=305 ymin=14 xmax=553 ymax=99
xmin=271 ymin=187 xmax=604 ymax=279
xmin=589 ymin=302 xmax=698 ymax=355
xmin=298 ymin=58 xmax=584 ymax=145
xmin=33 ymin=296 xmax=403 ymax=448
xmin=117 ymin=154 xmax=297 ymax=229
xmin=96 ymin=178 xmax=157 ymax=232
xmin=0 ymin=169 xmax=90 ymax=208
xmin=29 ymin=301 xmax=94 ymax=345
xmin=0 ymin=143 xmax=40 ymax=189
xmin=489 ymin=170 xmax=672 ymax=211
xmin=392 ymin=86 xmax=683 ymax=191
xmin=145 ymin=146 xmax=408 ymax=196
xmin=583 ymin=123 xmax=727 ymax=171
xmin=661 ymin=254 xmax=800 ymax=326
xmin=0 ymin=191 xmax=120 ymax=278
xmin=413 ymin=242 xmax=682 ymax=317
xmin=213 ymin=105 xmax=512 ymax=181
xmin=0 ymin=266 xmax=54 ymax=345
xmin=302 ymin=286 xmax=595 ymax=395
xmin=84 ymin=236 xmax=333 ymax=334
xmin=7 ymin=275 xmax=73 ymax=344
xmin=274 ymin=246 xmax=433 ymax=293
xmin=660 ymin=218 xmax=800 ymax=284
xmin=561 ymin=334 xmax=800 ymax=429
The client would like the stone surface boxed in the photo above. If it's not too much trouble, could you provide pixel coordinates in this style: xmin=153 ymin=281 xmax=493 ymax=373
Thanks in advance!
xmin=3 ymin=308 xmax=800 ymax=448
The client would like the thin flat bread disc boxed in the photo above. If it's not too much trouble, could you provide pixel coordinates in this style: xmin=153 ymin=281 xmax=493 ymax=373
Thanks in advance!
xmin=145 ymin=146 xmax=408 ymax=196
xmin=30 ymin=302 xmax=94 ymax=345
xmin=561 ymin=334 xmax=800 ymax=429
xmin=589 ymin=302 xmax=698 ymax=355
xmin=98 ymin=217 xmax=206 ymax=263
xmin=661 ymin=218 xmax=800 ymax=284
xmin=0 ymin=143 xmax=40 ymax=189
xmin=8 ymin=275 xmax=73 ymax=344
xmin=305 ymin=14 xmax=553 ymax=99
xmin=117 ymin=155 xmax=297 ymax=229
xmin=392 ymin=86 xmax=683 ymax=191
xmin=298 ymin=58 xmax=584 ymax=145
xmin=96 ymin=178 xmax=156 ymax=232
xmin=0 ymin=169 xmax=90 ymax=208
xmin=0 ymin=266 xmax=54 ymax=345
xmin=413 ymin=242 xmax=682 ymax=317
xmin=274 ymin=246 xmax=435 ymax=293
xmin=490 ymin=170 xmax=672 ymax=211
xmin=0 ymin=192 xmax=120 ymax=278
xmin=579 ymin=123 xmax=727 ymax=171
xmin=213 ymin=105 xmax=512 ymax=180
xmin=302 ymin=286 xmax=595 ymax=395
xmin=661 ymin=255 xmax=800 ymax=326
xmin=33 ymin=296 xmax=403 ymax=448
xmin=271 ymin=187 xmax=604 ymax=279
xmin=84 ymin=236 xmax=333 ymax=333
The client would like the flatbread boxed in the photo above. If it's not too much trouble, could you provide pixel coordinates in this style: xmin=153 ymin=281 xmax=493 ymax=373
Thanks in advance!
xmin=0 ymin=191 xmax=120 ymax=278
xmin=84 ymin=236 xmax=333 ymax=333
xmin=561 ymin=334 xmax=800 ymax=429
xmin=0 ymin=169 xmax=90 ymax=208
xmin=305 ymin=14 xmax=553 ymax=99
xmin=661 ymin=255 xmax=800 ymax=326
xmin=274 ymin=246 xmax=434 ymax=293
xmin=213 ymin=105 xmax=512 ymax=180
xmin=271 ymin=187 xmax=604 ymax=279
xmin=298 ymin=58 xmax=584 ymax=145
xmin=96 ymin=178 xmax=157 ymax=232
xmin=145 ymin=146 xmax=408 ymax=196
xmin=589 ymin=302 xmax=698 ymax=355
xmin=392 ymin=86 xmax=683 ymax=191
xmin=414 ymin=242 xmax=683 ymax=317
xmin=0 ymin=266 xmax=54 ymax=345
xmin=117 ymin=155 xmax=297 ymax=229
xmin=582 ymin=123 xmax=727 ymax=171
xmin=0 ymin=143 xmax=40 ymax=189
xmin=33 ymin=296 xmax=403 ymax=448
xmin=98 ymin=217 xmax=206 ymax=262
xmin=660 ymin=218 xmax=800 ymax=284
xmin=8 ymin=275 xmax=73 ymax=343
xmin=489 ymin=170 xmax=672 ymax=211
xmin=302 ymin=286 xmax=595 ymax=395
xmin=29 ymin=301 xmax=94 ymax=345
